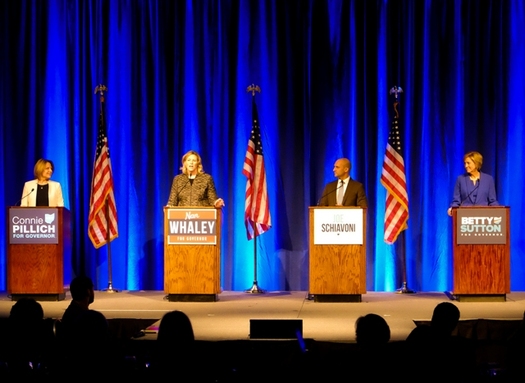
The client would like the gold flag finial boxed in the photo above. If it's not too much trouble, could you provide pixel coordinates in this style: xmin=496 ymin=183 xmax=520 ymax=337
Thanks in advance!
xmin=246 ymin=84 xmax=261 ymax=96
xmin=389 ymin=86 xmax=403 ymax=117
xmin=94 ymin=84 xmax=108 ymax=102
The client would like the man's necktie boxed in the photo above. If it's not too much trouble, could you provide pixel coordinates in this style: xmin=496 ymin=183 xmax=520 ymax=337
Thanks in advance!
xmin=337 ymin=180 xmax=344 ymax=205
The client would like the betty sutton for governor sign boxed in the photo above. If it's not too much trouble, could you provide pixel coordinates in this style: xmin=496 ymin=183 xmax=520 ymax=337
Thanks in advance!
xmin=166 ymin=208 xmax=218 ymax=245
xmin=9 ymin=208 xmax=59 ymax=244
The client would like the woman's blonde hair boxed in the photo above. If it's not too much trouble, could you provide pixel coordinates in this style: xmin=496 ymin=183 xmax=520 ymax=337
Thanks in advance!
xmin=180 ymin=150 xmax=204 ymax=175
xmin=33 ymin=158 xmax=54 ymax=179
xmin=464 ymin=151 xmax=483 ymax=171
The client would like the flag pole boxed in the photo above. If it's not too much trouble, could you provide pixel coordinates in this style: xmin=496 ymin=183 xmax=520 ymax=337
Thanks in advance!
xmin=93 ymin=84 xmax=118 ymax=293
xmin=104 ymin=196 xmax=117 ymax=293
xmin=245 ymin=84 xmax=265 ymax=294
xmin=388 ymin=86 xmax=414 ymax=295
xmin=395 ymin=230 xmax=413 ymax=294
xmin=246 ymin=220 xmax=264 ymax=293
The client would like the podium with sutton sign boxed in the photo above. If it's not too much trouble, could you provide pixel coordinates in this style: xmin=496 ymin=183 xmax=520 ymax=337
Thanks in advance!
xmin=451 ymin=206 xmax=510 ymax=302
xmin=309 ymin=207 xmax=366 ymax=302
xmin=163 ymin=206 xmax=222 ymax=302
xmin=7 ymin=206 xmax=71 ymax=301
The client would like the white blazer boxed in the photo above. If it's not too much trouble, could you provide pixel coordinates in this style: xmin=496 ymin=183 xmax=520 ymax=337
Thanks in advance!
xmin=21 ymin=179 xmax=64 ymax=207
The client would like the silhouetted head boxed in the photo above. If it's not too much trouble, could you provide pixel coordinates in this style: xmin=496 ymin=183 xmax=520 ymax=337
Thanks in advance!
xmin=355 ymin=313 xmax=390 ymax=346
xmin=157 ymin=310 xmax=195 ymax=344
xmin=431 ymin=302 xmax=460 ymax=335
xmin=9 ymin=297 xmax=44 ymax=325
xmin=70 ymin=275 xmax=95 ymax=304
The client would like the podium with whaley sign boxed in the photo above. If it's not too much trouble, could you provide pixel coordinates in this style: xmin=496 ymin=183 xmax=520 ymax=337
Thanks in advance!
xmin=163 ymin=207 xmax=222 ymax=302
xmin=451 ymin=206 xmax=510 ymax=302
xmin=309 ymin=207 xmax=366 ymax=302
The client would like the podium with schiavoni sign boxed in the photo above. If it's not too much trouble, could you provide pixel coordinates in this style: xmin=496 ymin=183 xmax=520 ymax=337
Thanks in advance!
xmin=309 ymin=207 xmax=367 ymax=302
xmin=451 ymin=206 xmax=510 ymax=302
xmin=163 ymin=206 xmax=222 ymax=302
xmin=7 ymin=206 xmax=71 ymax=301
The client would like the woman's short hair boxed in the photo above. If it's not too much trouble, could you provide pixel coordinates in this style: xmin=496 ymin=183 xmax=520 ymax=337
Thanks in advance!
xmin=33 ymin=158 xmax=54 ymax=179
xmin=464 ymin=151 xmax=483 ymax=171
xmin=180 ymin=150 xmax=204 ymax=175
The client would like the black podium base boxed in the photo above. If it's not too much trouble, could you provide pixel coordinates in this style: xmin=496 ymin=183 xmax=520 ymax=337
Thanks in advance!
xmin=313 ymin=294 xmax=362 ymax=303
xmin=167 ymin=294 xmax=218 ymax=302
xmin=10 ymin=293 xmax=66 ymax=302
xmin=446 ymin=292 xmax=506 ymax=302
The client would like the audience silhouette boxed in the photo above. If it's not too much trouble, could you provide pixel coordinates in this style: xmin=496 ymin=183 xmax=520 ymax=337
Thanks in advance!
xmin=405 ymin=301 xmax=476 ymax=382
xmin=505 ymin=310 xmax=525 ymax=381
xmin=2 ymin=298 xmax=54 ymax=379
xmin=352 ymin=313 xmax=399 ymax=380
xmin=2 ymin=296 xmax=525 ymax=380
xmin=61 ymin=275 xmax=95 ymax=326
xmin=151 ymin=310 xmax=199 ymax=378
xmin=62 ymin=309 xmax=116 ymax=379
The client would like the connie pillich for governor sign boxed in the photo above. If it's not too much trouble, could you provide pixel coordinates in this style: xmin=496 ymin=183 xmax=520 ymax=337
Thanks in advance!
xmin=9 ymin=208 xmax=59 ymax=244
xmin=166 ymin=208 xmax=217 ymax=245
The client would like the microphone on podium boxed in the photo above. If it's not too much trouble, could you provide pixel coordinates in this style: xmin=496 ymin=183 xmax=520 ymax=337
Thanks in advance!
xmin=317 ymin=181 xmax=345 ymax=206
xmin=15 ymin=188 xmax=35 ymax=206
xmin=459 ymin=178 xmax=480 ymax=206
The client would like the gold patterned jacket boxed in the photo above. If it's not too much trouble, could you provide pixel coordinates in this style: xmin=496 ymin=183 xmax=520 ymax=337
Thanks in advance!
xmin=166 ymin=173 xmax=219 ymax=206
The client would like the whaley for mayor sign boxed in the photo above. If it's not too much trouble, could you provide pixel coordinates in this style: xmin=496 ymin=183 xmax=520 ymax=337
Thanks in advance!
xmin=166 ymin=208 xmax=217 ymax=245
xmin=9 ymin=208 xmax=59 ymax=244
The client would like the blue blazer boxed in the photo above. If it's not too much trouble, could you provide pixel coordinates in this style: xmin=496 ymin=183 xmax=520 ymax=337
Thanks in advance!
xmin=450 ymin=172 xmax=499 ymax=207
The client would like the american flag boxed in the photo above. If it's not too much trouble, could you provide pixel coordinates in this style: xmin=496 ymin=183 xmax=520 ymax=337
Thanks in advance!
xmin=380 ymin=98 xmax=409 ymax=244
xmin=242 ymin=99 xmax=271 ymax=240
xmin=88 ymin=95 xmax=118 ymax=248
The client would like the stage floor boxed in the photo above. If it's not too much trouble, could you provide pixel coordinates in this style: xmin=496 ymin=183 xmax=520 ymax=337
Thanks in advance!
xmin=2 ymin=290 xmax=524 ymax=342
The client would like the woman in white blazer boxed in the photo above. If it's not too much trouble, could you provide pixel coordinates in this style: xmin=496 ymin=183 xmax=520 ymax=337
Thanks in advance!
xmin=20 ymin=158 xmax=64 ymax=207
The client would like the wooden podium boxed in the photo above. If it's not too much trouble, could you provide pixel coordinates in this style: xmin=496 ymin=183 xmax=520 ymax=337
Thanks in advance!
xmin=7 ymin=206 xmax=71 ymax=301
xmin=451 ymin=206 xmax=510 ymax=302
xmin=163 ymin=206 xmax=222 ymax=302
xmin=309 ymin=207 xmax=366 ymax=302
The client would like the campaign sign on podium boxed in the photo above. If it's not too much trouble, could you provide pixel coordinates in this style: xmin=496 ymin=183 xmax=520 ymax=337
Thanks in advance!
xmin=9 ymin=208 xmax=59 ymax=244
xmin=313 ymin=208 xmax=363 ymax=245
xmin=451 ymin=206 xmax=510 ymax=302
xmin=164 ymin=207 xmax=221 ymax=302
xmin=7 ymin=207 xmax=71 ymax=301
xmin=309 ymin=207 xmax=366 ymax=302
xmin=165 ymin=208 xmax=218 ymax=245
xmin=455 ymin=207 xmax=507 ymax=245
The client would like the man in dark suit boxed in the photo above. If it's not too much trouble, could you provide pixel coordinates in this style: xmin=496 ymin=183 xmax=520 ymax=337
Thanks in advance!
xmin=61 ymin=276 xmax=95 ymax=325
xmin=318 ymin=158 xmax=368 ymax=207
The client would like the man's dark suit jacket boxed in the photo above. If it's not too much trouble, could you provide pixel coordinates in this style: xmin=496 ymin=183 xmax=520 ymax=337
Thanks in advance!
xmin=318 ymin=178 xmax=368 ymax=207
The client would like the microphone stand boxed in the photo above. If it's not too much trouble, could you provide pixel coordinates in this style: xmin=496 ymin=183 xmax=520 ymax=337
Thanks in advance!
xmin=459 ymin=179 xmax=480 ymax=206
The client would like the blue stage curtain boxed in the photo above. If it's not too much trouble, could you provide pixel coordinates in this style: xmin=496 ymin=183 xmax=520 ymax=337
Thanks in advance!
xmin=1 ymin=0 xmax=523 ymax=292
